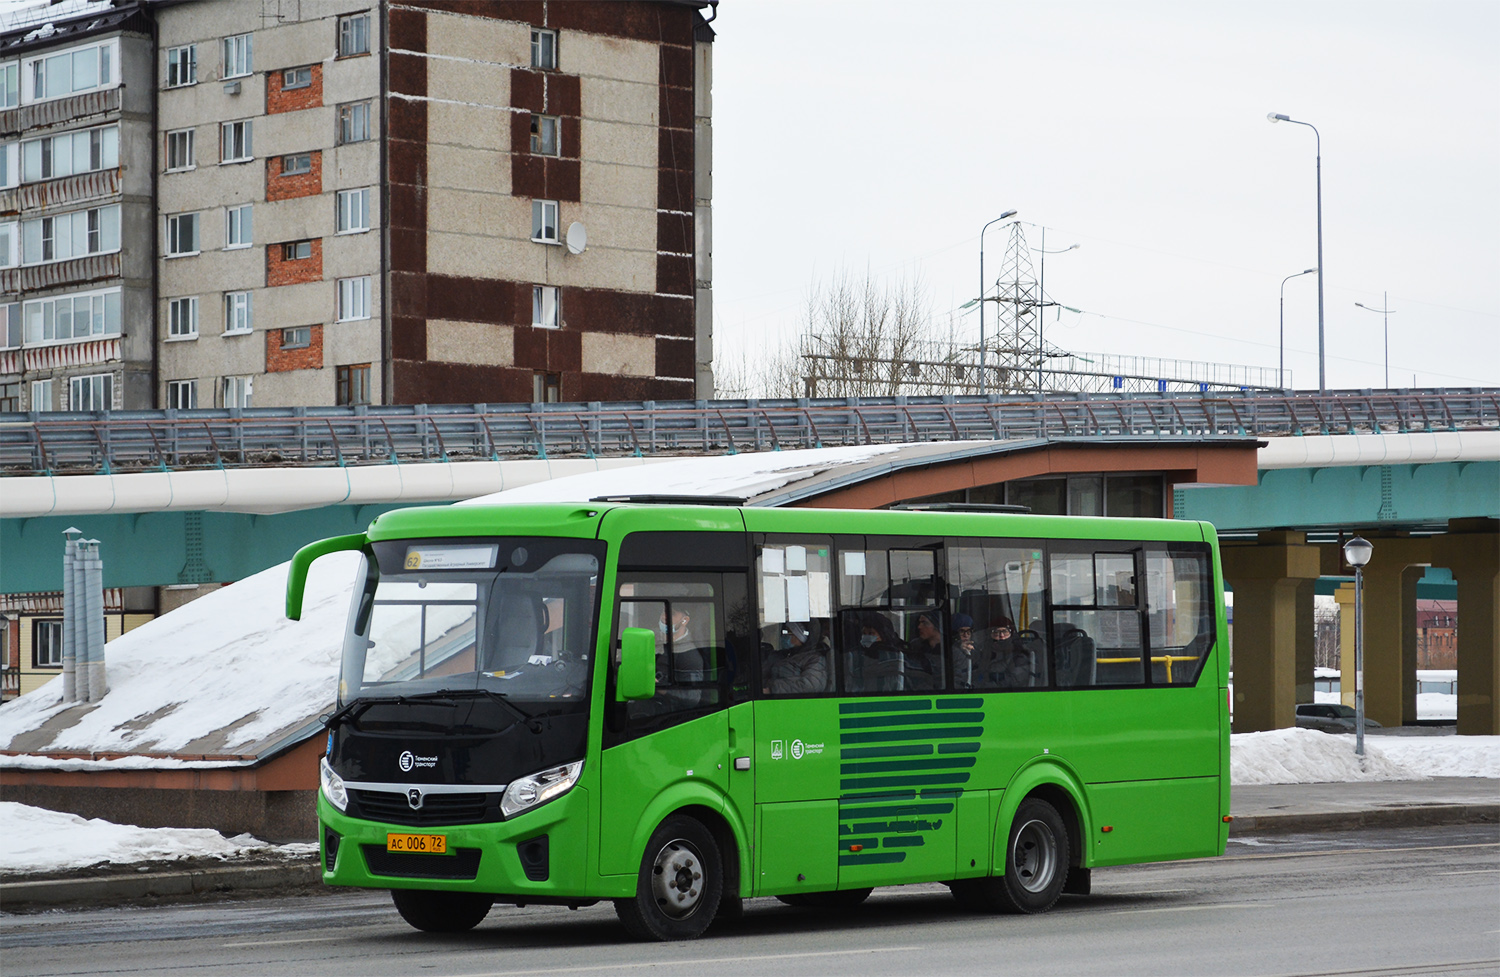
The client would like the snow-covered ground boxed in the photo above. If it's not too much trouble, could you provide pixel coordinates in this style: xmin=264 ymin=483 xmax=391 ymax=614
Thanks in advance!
xmin=1313 ymin=689 xmax=1457 ymax=722
xmin=1231 ymin=728 xmax=1499 ymax=785
xmin=0 ymin=802 xmax=313 ymax=876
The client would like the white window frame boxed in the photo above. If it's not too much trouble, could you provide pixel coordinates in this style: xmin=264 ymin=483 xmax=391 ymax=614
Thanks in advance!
xmin=166 ymin=44 xmax=197 ymax=87
xmin=20 ymin=204 xmax=121 ymax=265
xmin=281 ymin=325 xmax=311 ymax=349
xmin=221 ymin=120 xmax=253 ymax=164
xmin=338 ymin=13 xmax=371 ymax=57
xmin=166 ymin=212 xmax=200 ymax=257
xmin=167 ymin=379 xmax=198 ymax=410
xmin=337 ymin=101 xmax=371 ymax=144
xmin=20 ymin=287 xmax=122 ymax=346
xmin=337 ymin=276 xmax=371 ymax=322
xmin=281 ymin=153 xmax=312 ymax=176
xmin=531 ymin=114 xmax=559 ymax=156
xmin=0 ymin=142 xmax=16 ymax=189
xmin=532 ymin=285 xmax=559 ymax=329
xmin=0 ymin=221 xmax=15 ymax=269
xmin=69 ymin=373 xmax=113 ymax=411
xmin=0 ymin=61 xmax=18 ymax=109
xmin=20 ymin=125 xmax=119 ymax=183
xmin=222 ymin=375 xmax=253 ymax=409
xmin=225 ymin=204 xmax=252 ymax=249
xmin=282 ymin=65 xmax=312 ymax=90
xmin=31 ymin=379 xmax=55 ymax=412
xmin=166 ymin=127 xmax=195 ymax=171
xmin=531 ymin=199 xmax=559 ymax=244
xmin=336 ymin=187 xmax=370 ymax=234
xmin=1 ymin=302 xmax=19 ymax=350
xmin=21 ymin=39 xmax=118 ymax=103
xmin=222 ymin=34 xmax=253 ymax=80
xmin=168 ymin=296 xmax=199 ymax=340
xmin=530 ymin=28 xmax=557 ymax=69
xmin=223 ymin=292 xmax=252 ymax=335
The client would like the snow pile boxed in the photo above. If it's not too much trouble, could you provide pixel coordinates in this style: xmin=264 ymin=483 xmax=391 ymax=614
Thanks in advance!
xmin=1231 ymin=728 xmax=1500 ymax=785
xmin=0 ymin=552 xmax=361 ymax=758
xmin=0 ymin=802 xmax=308 ymax=876
xmin=460 ymin=442 xmax=910 ymax=506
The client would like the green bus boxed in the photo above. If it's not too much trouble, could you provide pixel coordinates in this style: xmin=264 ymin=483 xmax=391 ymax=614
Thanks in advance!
xmin=288 ymin=498 xmax=1229 ymax=941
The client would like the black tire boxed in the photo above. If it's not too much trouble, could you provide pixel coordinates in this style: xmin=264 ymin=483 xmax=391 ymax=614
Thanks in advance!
xmin=390 ymin=889 xmax=493 ymax=933
xmin=775 ymin=888 xmax=872 ymax=909
xmin=615 ymin=815 xmax=723 ymax=941
xmin=950 ymin=797 xmax=1070 ymax=914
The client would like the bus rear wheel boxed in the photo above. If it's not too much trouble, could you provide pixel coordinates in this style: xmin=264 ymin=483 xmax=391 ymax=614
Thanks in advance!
xmin=390 ymin=889 xmax=493 ymax=932
xmin=776 ymin=888 xmax=873 ymax=909
xmin=615 ymin=815 xmax=723 ymax=941
xmin=951 ymin=797 xmax=1070 ymax=914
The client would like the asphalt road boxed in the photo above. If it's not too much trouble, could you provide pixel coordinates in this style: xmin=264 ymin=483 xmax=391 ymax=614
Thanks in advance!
xmin=4 ymin=825 xmax=1497 ymax=977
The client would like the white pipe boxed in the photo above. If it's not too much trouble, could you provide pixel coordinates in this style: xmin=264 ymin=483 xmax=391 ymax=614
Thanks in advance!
xmin=1257 ymin=432 xmax=1500 ymax=470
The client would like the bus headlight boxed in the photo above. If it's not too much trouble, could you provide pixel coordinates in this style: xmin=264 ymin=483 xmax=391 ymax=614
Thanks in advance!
xmin=320 ymin=757 xmax=349 ymax=812
xmin=501 ymin=760 xmax=583 ymax=818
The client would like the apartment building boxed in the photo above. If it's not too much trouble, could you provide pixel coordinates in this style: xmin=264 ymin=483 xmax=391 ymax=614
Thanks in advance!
xmin=0 ymin=3 xmax=156 ymax=411
xmin=1 ymin=0 xmax=715 ymax=412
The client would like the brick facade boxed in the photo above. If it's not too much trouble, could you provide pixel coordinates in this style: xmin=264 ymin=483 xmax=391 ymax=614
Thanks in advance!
xmin=265 ymin=151 xmax=323 ymax=202
xmin=265 ymin=325 xmax=324 ymax=373
xmin=266 ymin=240 xmax=323 ymax=287
xmin=266 ymin=63 xmax=323 ymax=115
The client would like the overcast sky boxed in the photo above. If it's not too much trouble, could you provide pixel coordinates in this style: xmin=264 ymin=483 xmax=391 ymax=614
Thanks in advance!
xmin=710 ymin=0 xmax=1500 ymax=391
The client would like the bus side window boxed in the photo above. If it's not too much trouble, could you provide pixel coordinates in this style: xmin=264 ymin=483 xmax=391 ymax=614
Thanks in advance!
xmin=757 ymin=539 xmax=835 ymax=697
xmin=948 ymin=543 xmax=1047 ymax=690
xmin=615 ymin=577 xmax=725 ymax=734
xmin=1145 ymin=546 xmax=1213 ymax=685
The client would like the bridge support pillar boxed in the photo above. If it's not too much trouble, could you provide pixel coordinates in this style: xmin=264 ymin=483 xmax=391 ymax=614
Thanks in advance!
xmin=1431 ymin=518 xmax=1500 ymax=736
xmin=1355 ymin=539 xmax=1430 ymax=727
xmin=1334 ymin=582 xmax=1357 ymax=708
xmin=1221 ymin=531 xmax=1322 ymax=732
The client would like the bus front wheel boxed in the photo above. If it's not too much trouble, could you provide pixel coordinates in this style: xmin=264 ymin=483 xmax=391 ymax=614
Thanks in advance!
xmin=615 ymin=815 xmax=723 ymax=941
xmin=390 ymin=889 xmax=493 ymax=932
xmin=951 ymin=797 xmax=1070 ymax=914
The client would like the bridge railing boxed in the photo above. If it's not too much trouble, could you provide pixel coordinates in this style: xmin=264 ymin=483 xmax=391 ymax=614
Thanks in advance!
xmin=1 ymin=389 xmax=1496 ymax=475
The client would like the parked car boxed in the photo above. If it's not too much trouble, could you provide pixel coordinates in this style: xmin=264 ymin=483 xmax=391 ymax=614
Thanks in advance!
xmin=1295 ymin=703 xmax=1384 ymax=733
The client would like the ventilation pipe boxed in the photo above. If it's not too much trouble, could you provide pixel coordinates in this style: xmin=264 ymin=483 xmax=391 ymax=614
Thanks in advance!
xmin=80 ymin=539 xmax=108 ymax=702
xmin=61 ymin=528 xmax=82 ymax=702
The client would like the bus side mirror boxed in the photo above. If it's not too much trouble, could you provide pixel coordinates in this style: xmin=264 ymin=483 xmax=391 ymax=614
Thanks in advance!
xmin=286 ymin=533 xmax=367 ymax=620
xmin=616 ymin=628 xmax=657 ymax=701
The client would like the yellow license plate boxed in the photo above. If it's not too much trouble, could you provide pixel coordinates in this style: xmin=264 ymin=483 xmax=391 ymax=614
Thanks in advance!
xmin=386 ymin=833 xmax=448 ymax=854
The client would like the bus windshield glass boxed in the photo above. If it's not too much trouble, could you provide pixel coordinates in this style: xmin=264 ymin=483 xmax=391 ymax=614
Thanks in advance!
xmin=340 ymin=538 xmax=604 ymax=704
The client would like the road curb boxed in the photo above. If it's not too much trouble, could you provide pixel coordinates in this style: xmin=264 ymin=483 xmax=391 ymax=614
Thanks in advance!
xmin=1 ymin=861 xmax=321 ymax=911
xmin=1230 ymin=802 xmax=1499 ymax=836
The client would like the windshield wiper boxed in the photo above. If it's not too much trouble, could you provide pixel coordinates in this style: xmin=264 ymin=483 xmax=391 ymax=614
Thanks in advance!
xmin=416 ymin=688 xmax=544 ymax=733
xmin=322 ymin=695 xmax=407 ymax=730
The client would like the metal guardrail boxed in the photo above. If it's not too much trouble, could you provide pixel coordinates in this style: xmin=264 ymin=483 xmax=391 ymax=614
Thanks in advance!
xmin=0 ymin=389 xmax=1496 ymax=475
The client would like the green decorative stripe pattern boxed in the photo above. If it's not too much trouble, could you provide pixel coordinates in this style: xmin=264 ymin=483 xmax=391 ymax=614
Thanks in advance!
xmin=836 ymin=698 xmax=983 ymax=866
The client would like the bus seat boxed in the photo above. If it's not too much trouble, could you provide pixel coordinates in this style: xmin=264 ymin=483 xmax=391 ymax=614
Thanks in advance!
xmin=1054 ymin=627 xmax=1096 ymax=687
xmin=488 ymin=594 xmax=545 ymax=670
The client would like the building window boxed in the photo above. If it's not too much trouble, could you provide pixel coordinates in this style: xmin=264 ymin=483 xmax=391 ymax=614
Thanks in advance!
xmin=281 ymin=325 xmax=311 ymax=349
xmin=336 ymin=188 xmax=370 ymax=233
xmin=339 ymin=13 xmax=371 ymax=56
xmin=225 ymin=204 xmax=252 ymax=249
xmin=223 ymin=34 xmax=253 ymax=80
xmin=530 ymin=28 xmax=557 ymax=69
xmin=224 ymin=292 xmax=252 ymax=335
xmin=533 ymin=371 xmax=560 ymax=404
xmin=221 ymin=120 xmax=253 ymax=163
xmin=167 ymin=379 xmax=198 ymax=410
xmin=166 ymin=213 xmax=199 ymax=257
xmin=531 ymin=199 xmax=559 ymax=243
xmin=0 ymin=221 xmax=14 ymax=268
xmin=337 ymin=101 xmax=371 ymax=144
xmin=0 ymin=380 xmax=18 ymax=412
xmin=0 ymin=61 xmax=18 ymax=109
xmin=532 ymin=285 xmax=559 ymax=328
xmin=166 ymin=44 xmax=196 ymax=87
xmin=281 ymin=153 xmax=312 ymax=176
xmin=21 ymin=288 xmax=121 ymax=345
xmin=166 ymin=128 xmax=194 ymax=171
xmin=168 ymin=296 xmax=199 ymax=339
xmin=337 ymin=277 xmax=371 ymax=321
xmin=222 ymin=375 xmax=253 ymax=409
xmin=282 ymin=65 xmax=312 ymax=89
xmin=31 ymin=379 xmax=54 ymax=411
xmin=1 ymin=142 xmax=17 ymax=189
xmin=23 ymin=39 xmax=117 ymax=101
xmin=20 ymin=125 xmax=119 ymax=183
xmin=1 ymin=302 xmax=18 ymax=349
xmin=33 ymin=620 xmax=62 ymax=668
xmin=70 ymin=373 xmax=113 ymax=411
xmin=530 ymin=114 xmax=559 ymax=156
xmin=21 ymin=205 xmax=121 ymax=264
xmin=283 ymin=240 xmax=312 ymax=261
xmin=336 ymin=364 xmax=371 ymax=405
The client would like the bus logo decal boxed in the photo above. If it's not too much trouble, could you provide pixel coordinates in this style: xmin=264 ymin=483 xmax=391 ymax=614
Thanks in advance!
xmin=791 ymin=739 xmax=805 ymax=760
xmin=407 ymin=788 xmax=424 ymax=810
xmin=399 ymin=750 xmax=415 ymax=772
xmin=770 ymin=740 xmax=784 ymax=760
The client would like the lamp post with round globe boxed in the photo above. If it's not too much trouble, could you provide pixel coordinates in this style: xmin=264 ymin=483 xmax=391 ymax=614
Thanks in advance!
xmin=1343 ymin=536 xmax=1374 ymax=756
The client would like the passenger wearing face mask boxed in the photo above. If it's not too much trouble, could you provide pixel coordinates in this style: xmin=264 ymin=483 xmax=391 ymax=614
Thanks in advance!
xmin=846 ymin=612 xmax=904 ymax=692
xmin=764 ymin=621 xmax=830 ymax=694
xmin=656 ymin=606 xmax=710 ymax=707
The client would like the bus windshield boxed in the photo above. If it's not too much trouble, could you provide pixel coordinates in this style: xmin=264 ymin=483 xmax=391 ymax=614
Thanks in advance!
xmin=340 ymin=537 xmax=604 ymax=705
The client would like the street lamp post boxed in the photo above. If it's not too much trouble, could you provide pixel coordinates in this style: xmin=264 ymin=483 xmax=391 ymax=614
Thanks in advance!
xmin=1033 ymin=226 xmax=1080 ymax=395
xmin=1355 ymin=293 xmax=1394 ymax=389
xmin=1279 ymin=268 xmax=1317 ymax=389
xmin=1343 ymin=536 xmax=1374 ymax=757
xmin=1268 ymin=113 xmax=1326 ymax=394
xmin=978 ymin=210 xmax=1019 ymax=396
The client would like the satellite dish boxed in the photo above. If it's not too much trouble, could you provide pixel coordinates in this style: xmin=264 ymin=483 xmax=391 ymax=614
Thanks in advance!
xmin=566 ymin=222 xmax=588 ymax=255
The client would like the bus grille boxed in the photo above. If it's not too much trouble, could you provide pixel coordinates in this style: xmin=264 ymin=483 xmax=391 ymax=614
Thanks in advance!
xmin=349 ymin=789 xmax=496 ymax=826
xmin=362 ymin=845 xmax=482 ymax=880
